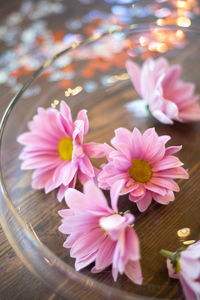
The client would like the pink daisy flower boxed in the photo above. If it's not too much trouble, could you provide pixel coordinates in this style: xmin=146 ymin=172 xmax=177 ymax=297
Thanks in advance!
xmin=126 ymin=57 xmax=200 ymax=124
xmin=58 ymin=181 xmax=143 ymax=284
xmin=98 ymin=127 xmax=189 ymax=212
xmin=161 ymin=241 xmax=200 ymax=300
xmin=17 ymin=101 xmax=104 ymax=202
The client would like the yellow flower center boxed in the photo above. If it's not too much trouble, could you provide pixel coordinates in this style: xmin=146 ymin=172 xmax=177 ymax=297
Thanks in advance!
xmin=129 ymin=159 xmax=152 ymax=183
xmin=58 ymin=137 xmax=73 ymax=161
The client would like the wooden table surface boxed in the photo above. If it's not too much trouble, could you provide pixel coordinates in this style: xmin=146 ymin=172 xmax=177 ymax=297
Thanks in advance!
xmin=1 ymin=1 xmax=200 ymax=300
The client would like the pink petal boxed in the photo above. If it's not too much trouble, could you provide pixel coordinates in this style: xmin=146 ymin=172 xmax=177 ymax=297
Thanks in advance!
xmin=131 ymin=127 xmax=143 ymax=158
xmin=95 ymin=236 xmax=116 ymax=270
xmin=110 ymin=151 xmax=131 ymax=171
xmin=19 ymin=148 xmax=58 ymax=160
xmin=58 ymin=214 xmax=98 ymax=234
xmin=153 ymin=167 xmax=189 ymax=179
xmin=166 ymin=81 xmax=195 ymax=105
xmin=144 ymin=182 xmax=166 ymax=196
xmin=126 ymin=60 xmax=141 ymax=95
xmin=76 ymin=109 xmax=89 ymax=135
xmin=151 ymin=109 xmax=173 ymax=124
xmin=141 ymin=59 xmax=156 ymax=101
xmin=179 ymin=277 xmax=197 ymax=300
xmin=60 ymin=101 xmax=74 ymax=136
xmin=142 ymin=128 xmax=158 ymax=156
xmin=110 ymin=179 xmax=126 ymax=212
xmin=17 ymin=132 xmax=58 ymax=149
xmin=63 ymin=233 xmax=82 ymax=248
xmin=103 ymin=143 xmax=115 ymax=160
xmin=124 ymin=226 xmax=140 ymax=261
xmin=58 ymin=173 xmax=77 ymax=202
xmin=82 ymin=142 xmax=105 ymax=158
xmin=111 ymin=128 xmax=133 ymax=160
xmin=121 ymin=179 xmax=139 ymax=194
xmin=163 ymin=99 xmax=179 ymax=119
xmin=124 ymin=260 xmax=143 ymax=285
xmin=112 ymin=242 xmax=123 ymax=274
xmin=154 ymin=57 xmax=168 ymax=74
xmin=83 ymin=181 xmax=113 ymax=215
xmin=79 ymin=156 xmax=95 ymax=178
xmin=53 ymin=161 xmax=77 ymax=187
xmin=162 ymin=65 xmax=182 ymax=93
xmin=65 ymin=188 xmax=88 ymax=213
xmin=179 ymin=104 xmax=200 ymax=121
xmin=165 ymin=146 xmax=182 ymax=156
xmin=150 ymin=177 xmax=180 ymax=192
xmin=114 ymin=127 xmax=133 ymax=145
xmin=73 ymin=119 xmax=85 ymax=143
xmin=73 ymin=145 xmax=84 ymax=158
xmin=131 ymin=184 xmax=146 ymax=197
xmin=136 ymin=191 xmax=152 ymax=212
xmin=100 ymin=214 xmax=134 ymax=241
xmin=58 ymin=209 xmax=74 ymax=218
xmin=98 ymin=163 xmax=128 ymax=187
xmin=152 ymin=190 xmax=175 ymax=204
xmin=44 ymin=176 xmax=57 ymax=193
xmin=112 ymin=267 xmax=119 ymax=282
xmin=129 ymin=193 xmax=145 ymax=203
xmin=21 ymin=155 xmax=61 ymax=170
xmin=142 ymin=128 xmax=166 ymax=163
xmin=159 ymin=135 xmax=171 ymax=145
xmin=75 ymin=251 xmax=97 ymax=271
xmin=110 ymin=142 xmax=132 ymax=161
xmin=78 ymin=169 xmax=91 ymax=185
xmin=32 ymin=168 xmax=55 ymax=190
xmin=167 ymin=259 xmax=179 ymax=279
xmin=70 ymin=228 xmax=106 ymax=258
xmin=152 ymin=156 xmax=183 ymax=172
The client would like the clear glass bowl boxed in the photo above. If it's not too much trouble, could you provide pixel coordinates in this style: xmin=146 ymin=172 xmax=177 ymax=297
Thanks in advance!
xmin=1 ymin=25 xmax=200 ymax=299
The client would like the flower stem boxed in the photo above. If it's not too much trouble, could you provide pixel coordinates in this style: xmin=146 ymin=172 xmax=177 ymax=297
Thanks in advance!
xmin=160 ymin=249 xmax=174 ymax=259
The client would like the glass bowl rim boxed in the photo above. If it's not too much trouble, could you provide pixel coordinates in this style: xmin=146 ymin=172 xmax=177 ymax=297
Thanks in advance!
xmin=0 ymin=24 xmax=199 ymax=299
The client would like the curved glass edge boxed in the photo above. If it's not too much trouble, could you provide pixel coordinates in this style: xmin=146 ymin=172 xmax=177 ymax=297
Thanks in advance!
xmin=0 ymin=23 xmax=197 ymax=299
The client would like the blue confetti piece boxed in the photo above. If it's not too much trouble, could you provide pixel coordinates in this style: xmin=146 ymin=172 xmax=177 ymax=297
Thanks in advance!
xmin=84 ymin=81 xmax=98 ymax=93
xmin=66 ymin=20 xmax=82 ymax=31
xmin=117 ymin=0 xmax=135 ymax=3
xmin=104 ymin=0 xmax=115 ymax=3
xmin=79 ymin=0 xmax=94 ymax=4
xmin=0 ymin=70 xmax=8 ymax=84
xmin=101 ymin=76 xmax=114 ymax=87
xmin=111 ymin=5 xmax=129 ymax=16
xmin=131 ymin=6 xmax=150 ymax=18
xmin=89 ymin=10 xmax=103 ymax=19
xmin=23 ymin=86 xmax=41 ymax=98
xmin=113 ymin=32 xmax=126 ymax=40
xmin=49 ymin=71 xmax=64 ymax=82
xmin=108 ymin=25 xmax=122 ymax=32
xmin=63 ymin=33 xmax=75 ymax=43
xmin=111 ymin=5 xmax=134 ymax=22
xmin=54 ymin=56 xmax=72 ymax=68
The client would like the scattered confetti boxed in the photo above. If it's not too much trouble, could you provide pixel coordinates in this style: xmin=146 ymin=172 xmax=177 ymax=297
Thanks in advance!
xmin=0 ymin=0 xmax=199 ymax=97
xmin=83 ymin=81 xmax=98 ymax=93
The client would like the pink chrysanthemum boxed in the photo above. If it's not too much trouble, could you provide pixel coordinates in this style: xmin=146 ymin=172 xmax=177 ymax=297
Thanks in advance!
xmin=98 ymin=127 xmax=189 ymax=212
xmin=126 ymin=57 xmax=200 ymax=124
xmin=17 ymin=101 xmax=104 ymax=202
xmin=161 ymin=241 xmax=200 ymax=300
xmin=58 ymin=181 xmax=142 ymax=284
